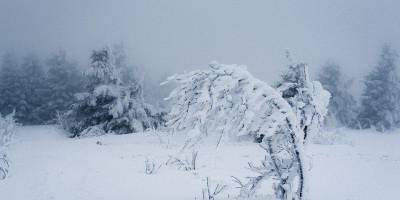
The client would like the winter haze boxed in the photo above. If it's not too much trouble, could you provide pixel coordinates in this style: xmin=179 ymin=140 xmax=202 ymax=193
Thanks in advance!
xmin=2 ymin=1 xmax=400 ymax=200
xmin=1 ymin=0 xmax=399 ymax=86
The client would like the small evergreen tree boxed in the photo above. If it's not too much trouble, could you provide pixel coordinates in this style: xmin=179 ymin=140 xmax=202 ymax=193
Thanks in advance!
xmin=318 ymin=61 xmax=359 ymax=128
xmin=359 ymin=44 xmax=400 ymax=131
xmin=61 ymin=47 xmax=164 ymax=137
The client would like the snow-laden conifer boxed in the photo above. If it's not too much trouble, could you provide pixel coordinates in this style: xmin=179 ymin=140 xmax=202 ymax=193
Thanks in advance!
xmin=318 ymin=61 xmax=359 ymax=128
xmin=61 ymin=47 xmax=164 ymax=137
xmin=359 ymin=44 xmax=400 ymax=131
xmin=45 ymin=51 xmax=84 ymax=122
xmin=0 ymin=53 xmax=23 ymax=118
xmin=16 ymin=54 xmax=48 ymax=124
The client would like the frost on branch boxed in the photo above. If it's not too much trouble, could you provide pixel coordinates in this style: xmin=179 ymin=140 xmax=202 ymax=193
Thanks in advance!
xmin=276 ymin=63 xmax=330 ymax=144
xmin=164 ymin=62 xmax=306 ymax=200
xmin=0 ymin=112 xmax=16 ymax=180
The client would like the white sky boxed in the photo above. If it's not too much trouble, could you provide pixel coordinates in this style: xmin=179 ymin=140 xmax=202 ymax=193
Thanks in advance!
xmin=1 ymin=0 xmax=399 ymax=93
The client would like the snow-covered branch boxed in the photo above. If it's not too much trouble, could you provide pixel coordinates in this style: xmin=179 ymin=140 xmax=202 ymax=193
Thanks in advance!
xmin=276 ymin=63 xmax=330 ymax=144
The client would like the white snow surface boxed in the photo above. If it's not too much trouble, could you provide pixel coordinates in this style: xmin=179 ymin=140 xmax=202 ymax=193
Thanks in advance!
xmin=1 ymin=125 xmax=400 ymax=200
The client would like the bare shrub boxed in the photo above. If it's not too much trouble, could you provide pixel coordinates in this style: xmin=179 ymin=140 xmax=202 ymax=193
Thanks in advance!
xmin=0 ymin=154 xmax=10 ymax=180
xmin=0 ymin=112 xmax=16 ymax=180
xmin=145 ymin=158 xmax=162 ymax=175
xmin=201 ymin=177 xmax=227 ymax=200
xmin=167 ymin=150 xmax=198 ymax=171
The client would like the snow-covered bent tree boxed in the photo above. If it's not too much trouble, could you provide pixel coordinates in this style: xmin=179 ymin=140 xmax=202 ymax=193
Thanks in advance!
xmin=0 ymin=112 xmax=16 ymax=180
xmin=276 ymin=63 xmax=330 ymax=144
xmin=164 ymin=62 xmax=306 ymax=200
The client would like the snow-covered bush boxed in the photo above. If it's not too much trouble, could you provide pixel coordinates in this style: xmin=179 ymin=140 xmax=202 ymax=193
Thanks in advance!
xmin=276 ymin=63 xmax=330 ymax=144
xmin=164 ymin=62 xmax=306 ymax=200
xmin=60 ymin=47 xmax=165 ymax=137
xmin=0 ymin=112 xmax=16 ymax=180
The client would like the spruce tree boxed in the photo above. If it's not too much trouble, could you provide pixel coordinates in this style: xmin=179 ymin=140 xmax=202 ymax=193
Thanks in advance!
xmin=0 ymin=52 xmax=23 ymax=117
xmin=45 ymin=51 xmax=83 ymax=122
xmin=19 ymin=54 xmax=48 ymax=124
xmin=318 ymin=61 xmax=359 ymax=128
xmin=61 ymin=47 xmax=164 ymax=137
xmin=360 ymin=44 xmax=400 ymax=131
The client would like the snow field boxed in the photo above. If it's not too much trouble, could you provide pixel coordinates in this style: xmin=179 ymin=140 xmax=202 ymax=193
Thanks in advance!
xmin=1 ymin=126 xmax=400 ymax=200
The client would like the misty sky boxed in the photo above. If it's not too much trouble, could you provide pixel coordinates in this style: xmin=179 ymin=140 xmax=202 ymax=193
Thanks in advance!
xmin=1 ymin=0 xmax=400 ymax=91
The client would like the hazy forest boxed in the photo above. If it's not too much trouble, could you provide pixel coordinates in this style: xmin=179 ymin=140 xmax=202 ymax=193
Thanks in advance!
xmin=1 ymin=1 xmax=400 ymax=200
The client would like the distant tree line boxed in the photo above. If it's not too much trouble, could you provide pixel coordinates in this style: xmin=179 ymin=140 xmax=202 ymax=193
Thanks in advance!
xmin=318 ymin=44 xmax=400 ymax=132
xmin=0 ymin=51 xmax=84 ymax=124
xmin=0 ymin=45 xmax=166 ymax=128
xmin=1 ymin=43 xmax=400 ymax=133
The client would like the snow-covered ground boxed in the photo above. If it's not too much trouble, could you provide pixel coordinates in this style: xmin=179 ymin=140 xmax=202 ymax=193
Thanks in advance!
xmin=1 ymin=126 xmax=399 ymax=200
